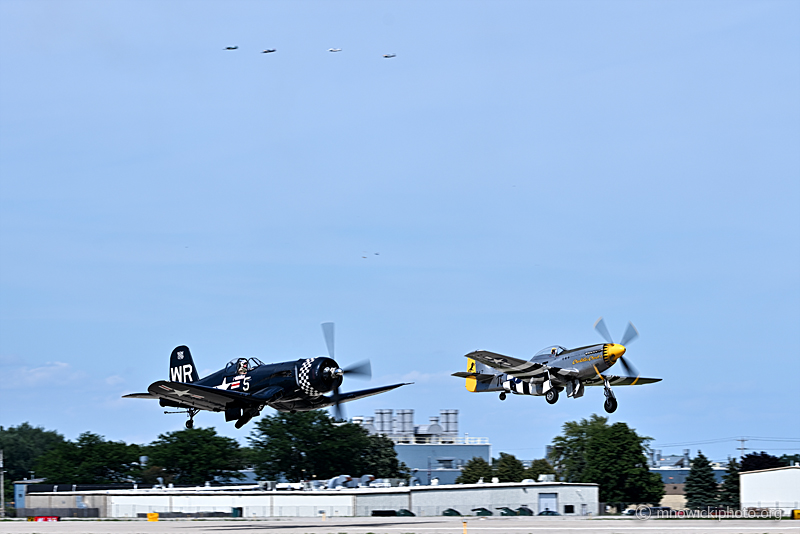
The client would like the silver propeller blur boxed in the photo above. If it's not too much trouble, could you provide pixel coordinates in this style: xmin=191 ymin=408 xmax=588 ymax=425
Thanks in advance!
xmin=320 ymin=322 xmax=372 ymax=422
xmin=593 ymin=317 xmax=641 ymax=379
xmin=594 ymin=317 xmax=613 ymax=344
xmin=620 ymin=322 xmax=639 ymax=346
xmin=322 ymin=322 xmax=335 ymax=359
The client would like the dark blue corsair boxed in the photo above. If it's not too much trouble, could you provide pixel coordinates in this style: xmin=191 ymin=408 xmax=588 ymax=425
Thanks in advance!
xmin=124 ymin=323 xmax=409 ymax=429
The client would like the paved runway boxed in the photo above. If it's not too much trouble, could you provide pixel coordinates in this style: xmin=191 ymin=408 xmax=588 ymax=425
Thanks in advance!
xmin=2 ymin=517 xmax=798 ymax=534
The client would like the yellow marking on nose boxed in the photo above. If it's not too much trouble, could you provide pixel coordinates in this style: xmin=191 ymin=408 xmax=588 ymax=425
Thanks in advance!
xmin=605 ymin=344 xmax=627 ymax=362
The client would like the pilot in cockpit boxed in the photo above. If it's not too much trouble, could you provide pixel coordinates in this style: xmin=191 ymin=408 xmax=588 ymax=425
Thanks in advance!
xmin=550 ymin=347 xmax=558 ymax=357
xmin=237 ymin=358 xmax=249 ymax=375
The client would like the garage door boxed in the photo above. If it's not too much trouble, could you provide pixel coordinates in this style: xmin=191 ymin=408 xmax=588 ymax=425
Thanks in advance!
xmin=538 ymin=493 xmax=558 ymax=513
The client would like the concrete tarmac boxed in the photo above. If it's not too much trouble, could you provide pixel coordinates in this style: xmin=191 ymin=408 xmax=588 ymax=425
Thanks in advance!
xmin=2 ymin=517 xmax=798 ymax=534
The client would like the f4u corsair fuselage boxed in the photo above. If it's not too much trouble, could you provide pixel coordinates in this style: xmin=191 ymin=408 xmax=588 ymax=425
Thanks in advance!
xmin=452 ymin=320 xmax=660 ymax=413
xmin=124 ymin=324 xmax=408 ymax=429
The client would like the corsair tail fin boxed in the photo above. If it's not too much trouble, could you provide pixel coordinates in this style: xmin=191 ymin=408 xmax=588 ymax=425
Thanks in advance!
xmin=169 ymin=345 xmax=199 ymax=383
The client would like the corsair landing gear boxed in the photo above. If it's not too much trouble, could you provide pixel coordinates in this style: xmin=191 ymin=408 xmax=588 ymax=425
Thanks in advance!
xmin=499 ymin=392 xmax=507 ymax=401
xmin=602 ymin=378 xmax=617 ymax=413
xmin=235 ymin=407 xmax=261 ymax=429
xmin=545 ymin=389 xmax=559 ymax=404
xmin=185 ymin=408 xmax=198 ymax=429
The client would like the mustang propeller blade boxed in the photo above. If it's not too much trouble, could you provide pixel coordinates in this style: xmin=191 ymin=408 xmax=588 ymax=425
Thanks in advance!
xmin=620 ymin=322 xmax=639 ymax=346
xmin=593 ymin=317 xmax=614 ymax=344
xmin=594 ymin=317 xmax=641 ymax=379
xmin=618 ymin=356 xmax=639 ymax=379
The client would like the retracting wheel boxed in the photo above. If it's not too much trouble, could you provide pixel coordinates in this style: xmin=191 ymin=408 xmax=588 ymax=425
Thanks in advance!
xmin=545 ymin=389 xmax=559 ymax=404
xmin=185 ymin=408 xmax=198 ymax=429
xmin=603 ymin=396 xmax=618 ymax=413
xmin=499 ymin=392 xmax=507 ymax=401
xmin=601 ymin=377 xmax=617 ymax=413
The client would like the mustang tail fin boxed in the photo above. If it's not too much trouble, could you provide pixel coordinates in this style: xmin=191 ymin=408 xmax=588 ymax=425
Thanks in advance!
xmin=464 ymin=357 xmax=494 ymax=392
xmin=451 ymin=358 xmax=502 ymax=392
xmin=169 ymin=345 xmax=199 ymax=383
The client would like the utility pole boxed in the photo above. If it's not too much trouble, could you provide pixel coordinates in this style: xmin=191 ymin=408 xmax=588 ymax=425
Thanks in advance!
xmin=736 ymin=438 xmax=748 ymax=461
xmin=1 ymin=449 xmax=5 ymax=518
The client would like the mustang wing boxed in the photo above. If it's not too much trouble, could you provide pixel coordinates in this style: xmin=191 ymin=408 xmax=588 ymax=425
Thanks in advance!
xmin=146 ymin=380 xmax=266 ymax=412
xmin=466 ymin=350 xmax=578 ymax=379
xmin=584 ymin=375 xmax=662 ymax=386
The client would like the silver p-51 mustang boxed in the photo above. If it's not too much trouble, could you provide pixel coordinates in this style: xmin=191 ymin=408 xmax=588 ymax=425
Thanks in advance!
xmin=452 ymin=318 xmax=660 ymax=413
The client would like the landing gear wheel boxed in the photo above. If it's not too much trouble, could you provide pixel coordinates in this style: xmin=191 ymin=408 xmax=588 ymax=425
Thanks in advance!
xmin=603 ymin=396 xmax=618 ymax=413
xmin=185 ymin=419 xmax=194 ymax=429
xmin=499 ymin=392 xmax=507 ymax=401
xmin=545 ymin=389 xmax=559 ymax=404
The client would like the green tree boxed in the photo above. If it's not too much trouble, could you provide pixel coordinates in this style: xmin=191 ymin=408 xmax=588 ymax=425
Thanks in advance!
xmin=240 ymin=446 xmax=259 ymax=469
xmin=146 ymin=427 xmax=244 ymax=485
xmin=363 ymin=434 xmax=409 ymax=479
xmin=0 ymin=423 xmax=65 ymax=501
xmin=248 ymin=411 xmax=405 ymax=481
xmin=455 ymin=456 xmax=492 ymax=484
xmin=684 ymin=450 xmax=719 ymax=510
xmin=34 ymin=432 xmax=141 ymax=484
xmin=581 ymin=422 xmax=664 ymax=508
xmin=250 ymin=411 xmax=334 ymax=481
xmin=523 ymin=458 xmax=557 ymax=481
xmin=740 ymin=451 xmax=783 ymax=472
xmin=493 ymin=452 xmax=525 ymax=482
xmin=549 ymin=414 xmax=610 ymax=482
xmin=718 ymin=458 xmax=740 ymax=509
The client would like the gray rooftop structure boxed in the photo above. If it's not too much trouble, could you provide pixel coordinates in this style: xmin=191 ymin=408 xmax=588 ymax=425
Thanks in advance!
xmin=353 ymin=409 xmax=490 ymax=485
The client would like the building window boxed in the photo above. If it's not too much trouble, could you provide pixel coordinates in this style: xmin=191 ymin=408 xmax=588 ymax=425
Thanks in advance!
xmin=564 ymin=505 xmax=574 ymax=514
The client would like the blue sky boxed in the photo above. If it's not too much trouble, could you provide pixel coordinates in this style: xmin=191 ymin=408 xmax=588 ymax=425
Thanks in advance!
xmin=1 ymin=0 xmax=798 ymax=465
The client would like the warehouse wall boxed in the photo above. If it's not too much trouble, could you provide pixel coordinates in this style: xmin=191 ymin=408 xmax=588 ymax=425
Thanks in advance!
xmin=28 ymin=482 xmax=598 ymax=518
xmin=740 ymin=466 xmax=800 ymax=516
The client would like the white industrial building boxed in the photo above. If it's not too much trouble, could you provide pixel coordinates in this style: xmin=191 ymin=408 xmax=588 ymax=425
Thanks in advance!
xmin=740 ymin=464 xmax=800 ymax=516
xmin=25 ymin=481 xmax=598 ymax=518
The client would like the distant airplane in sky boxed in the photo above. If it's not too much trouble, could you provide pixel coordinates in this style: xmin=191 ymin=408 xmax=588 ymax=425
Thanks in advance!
xmin=224 ymin=46 xmax=238 ymax=50
xmin=262 ymin=49 xmax=276 ymax=54
xmin=328 ymin=48 xmax=342 ymax=52
xmin=383 ymin=54 xmax=396 ymax=58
